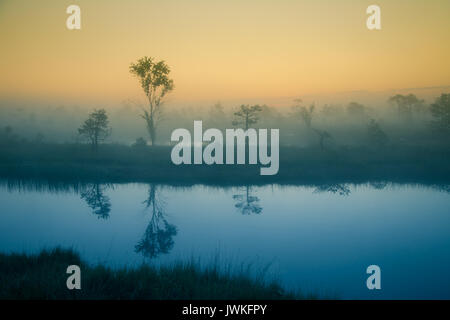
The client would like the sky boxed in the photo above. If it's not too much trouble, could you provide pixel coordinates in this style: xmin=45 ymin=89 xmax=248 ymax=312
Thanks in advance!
xmin=0 ymin=0 xmax=449 ymax=105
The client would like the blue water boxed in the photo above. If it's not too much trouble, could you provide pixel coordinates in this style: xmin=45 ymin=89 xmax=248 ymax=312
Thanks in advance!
xmin=0 ymin=182 xmax=449 ymax=299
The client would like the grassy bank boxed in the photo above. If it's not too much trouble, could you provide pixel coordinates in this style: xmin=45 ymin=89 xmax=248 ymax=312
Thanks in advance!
xmin=0 ymin=143 xmax=449 ymax=185
xmin=0 ymin=248 xmax=301 ymax=300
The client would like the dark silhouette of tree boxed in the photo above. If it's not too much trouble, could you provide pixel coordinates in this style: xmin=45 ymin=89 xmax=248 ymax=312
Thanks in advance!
xmin=78 ymin=109 xmax=111 ymax=150
xmin=132 ymin=137 xmax=147 ymax=148
xmin=80 ymin=184 xmax=111 ymax=219
xmin=388 ymin=94 xmax=425 ymax=120
xmin=430 ymin=93 xmax=450 ymax=134
xmin=346 ymin=102 xmax=366 ymax=117
xmin=432 ymin=184 xmax=450 ymax=193
xmin=369 ymin=182 xmax=388 ymax=190
xmin=292 ymin=99 xmax=314 ymax=128
xmin=232 ymin=185 xmax=262 ymax=215
xmin=292 ymin=99 xmax=332 ymax=150
xmin=313 ymin=184 xmax=351 ymax=196
xmin=129 ymin=57 xmax=174 ymax=146
xmin=135 ymin=184 xmax=177 ymax=259
xmin=312 ymin=128 xmax=332 ymax=151
xmin=232 ymin=104 xmax=262 ymax=130
xmin=367 ymin=119 xmax=388 ymax=148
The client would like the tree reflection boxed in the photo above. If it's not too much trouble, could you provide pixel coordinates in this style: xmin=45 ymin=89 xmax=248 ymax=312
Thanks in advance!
xmin=313 ymin=184 xmax=351 ymax=196
xmin=369 ymin=182 xmax=388 ymax=190
xmin=80 ymin=184 xmax=111 ymax=219
xmin=431 ymin=184 xmax=450 ymax=193
xmin=135 ymin=184 xmax=177 ymax=259
xmin=232 ymin=185 xmax=263 ymax=215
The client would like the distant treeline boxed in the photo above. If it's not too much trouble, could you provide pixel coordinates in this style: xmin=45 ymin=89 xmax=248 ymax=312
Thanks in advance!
xmin=0 ymin=93 xmax=449 ymax=149
xmin=1 ymin=93 xmax=449 ymax=184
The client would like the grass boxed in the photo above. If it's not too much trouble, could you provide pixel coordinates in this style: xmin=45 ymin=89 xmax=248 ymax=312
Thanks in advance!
xmin=0 ymin=248 xmax=304 ymax=300
xmin=0 ymin=142 xmax=449 ymax=185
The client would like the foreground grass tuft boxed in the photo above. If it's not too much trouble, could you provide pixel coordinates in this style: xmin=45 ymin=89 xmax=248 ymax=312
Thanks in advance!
xmin=0 ymin=248 xmax=301 ymax=300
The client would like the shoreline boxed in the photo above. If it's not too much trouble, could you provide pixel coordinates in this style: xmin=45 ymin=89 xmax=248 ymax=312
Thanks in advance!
xmin=0 ymin=248 xmax=302 ymax=300
xmin=1 ymin=144 xmax=449 ymax=186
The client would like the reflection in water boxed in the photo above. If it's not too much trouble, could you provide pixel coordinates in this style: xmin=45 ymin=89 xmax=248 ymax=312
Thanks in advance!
xmin=313 ymin=184 xmax=351 ymax=196
xmin=232 ymin=185 xmax=263 ymax=215
xmin=369 ymin=182 xmax=388 ymax=190
xmin=432 ymin=184 xmax=450 ymax=193
xmin=1 ymin=179 xmax=450 ymax=298
xmin=135 ymin=184 xmax=177 ymax=259
xmin=80 ymin=184 xmax=111 ymax=219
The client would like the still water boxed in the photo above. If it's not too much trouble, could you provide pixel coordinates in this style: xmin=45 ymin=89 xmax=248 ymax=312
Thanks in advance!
xmin=1 ymin=181 xmax=449 ymax=299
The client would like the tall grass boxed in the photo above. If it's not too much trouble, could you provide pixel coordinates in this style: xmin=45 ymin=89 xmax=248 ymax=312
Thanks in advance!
xmin=0 ymin=248 xmax=302 ymax=300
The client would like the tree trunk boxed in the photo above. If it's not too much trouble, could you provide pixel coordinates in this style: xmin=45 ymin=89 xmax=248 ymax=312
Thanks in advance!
xmin=149 ymin=120 xmax=156 ymax=146
xmin=146 ymin=116 xmax=156 ymax=146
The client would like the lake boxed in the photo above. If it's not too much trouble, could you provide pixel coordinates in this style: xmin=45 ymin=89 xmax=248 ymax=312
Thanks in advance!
xmin=0 ymin=180 xmax=449 ymax=299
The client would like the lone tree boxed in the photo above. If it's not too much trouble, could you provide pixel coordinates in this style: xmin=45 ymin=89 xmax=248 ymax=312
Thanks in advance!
xmin=232 ymin=104 xmax=262 ymax=130
xmin=430 ymin=93 xmax=450 ymax=134
xmin=129 ymin=57 xmax=174 ymax=146
xmin=78 ymin=109 xmax=110 ymax=150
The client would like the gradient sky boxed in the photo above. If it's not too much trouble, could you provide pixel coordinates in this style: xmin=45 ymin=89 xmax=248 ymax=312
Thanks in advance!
xmin=0 ymin=0 xmax=449 ymax=104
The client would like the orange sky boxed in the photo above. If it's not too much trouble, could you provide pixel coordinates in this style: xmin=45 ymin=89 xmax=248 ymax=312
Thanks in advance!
xmin=0 ymin=0 xmax=449 ymax=104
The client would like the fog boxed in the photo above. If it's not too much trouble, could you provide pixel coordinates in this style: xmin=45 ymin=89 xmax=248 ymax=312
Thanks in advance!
xmin=1 ymin=87 xmax=448 ymax=149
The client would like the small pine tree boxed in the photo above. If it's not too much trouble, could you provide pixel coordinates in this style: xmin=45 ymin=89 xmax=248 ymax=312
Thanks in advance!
xmin=78 ymin=109 xmax=111 ymax=150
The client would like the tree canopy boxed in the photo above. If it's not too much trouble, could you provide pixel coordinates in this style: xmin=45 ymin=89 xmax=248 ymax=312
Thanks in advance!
xmin=232 ymin=104 xmax=262 ymax=130
xmin=78 ymin=109 xmax=110 ymax=149
xmin=129 ymin=56 xmax=174 ymax=145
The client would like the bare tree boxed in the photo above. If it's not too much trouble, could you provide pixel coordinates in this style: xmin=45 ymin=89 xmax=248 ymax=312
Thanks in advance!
xmin=292 ymin=99 xmax=314 ymax=128
xmin=129 ymin=57 xmax=174 ymax=145
xmin=292 ymin=99 xmax=332 ymax=150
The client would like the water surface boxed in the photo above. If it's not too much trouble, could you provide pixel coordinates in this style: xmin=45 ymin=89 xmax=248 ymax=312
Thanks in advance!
xmin=1 ymin=181 xmax=449 ymax=299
